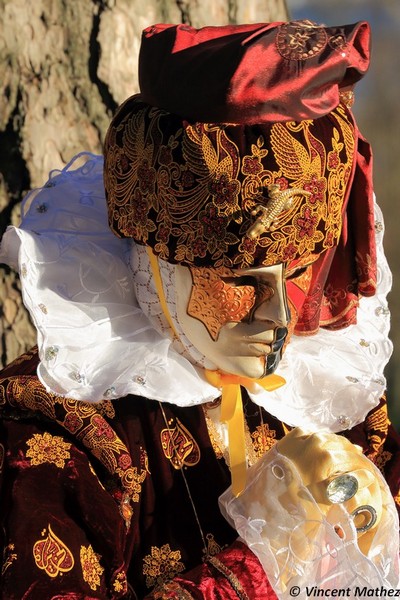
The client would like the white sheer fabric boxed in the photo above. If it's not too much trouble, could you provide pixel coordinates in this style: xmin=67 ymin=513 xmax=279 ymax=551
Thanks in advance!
xmin=219 ymin=442 xmax=400 ymax=598
xmin=0 ymin=153 xmax=393 ymax=433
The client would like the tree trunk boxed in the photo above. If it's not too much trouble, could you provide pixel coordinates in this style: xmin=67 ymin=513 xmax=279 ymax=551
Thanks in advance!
xmin=0 ymin=0 xmax=289 ymax=367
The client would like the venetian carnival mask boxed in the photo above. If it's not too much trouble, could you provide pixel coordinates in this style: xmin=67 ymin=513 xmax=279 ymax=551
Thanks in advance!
xmin=175 ymin=263 xmax=291 ymax=379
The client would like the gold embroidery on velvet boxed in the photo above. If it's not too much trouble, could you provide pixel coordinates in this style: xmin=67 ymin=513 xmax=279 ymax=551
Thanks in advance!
xmin=142 ymin=544 xmax=185 ymax=589
xmin=105 ymin=104 xmax=354 ymax=270
xmin=95 ymin=399 xmax=116 ymax=419
xmin=276 ymin=21 xmax=328 ymax=61
xmin=160 ymin=418 xmax=201 ymax=469
xmin=373 ymin=449 xmax=392 ymax=474
xmin=207 ymin=555 xmax=250 ymax=600
xmin=4 ymin=376 xmax=147 ymax=520
xmin=26 ymin=432 xmax=71 ymax=468
xmin=113 ymin=571 xmax=128 ymax=594
xmin=251 ymin=423 xmax=277 ymax=459
xmin=1 ymin=544 xmax=17 ymax=575
xmin=203 ymin=533 xmax=224 ymax=559
xmin=365 ymin=402 xmax=389 ymax=455
xmin=80 ymin=545 xmax=104 ymax=591
xmin=152 ymin=581 xmax=195 ymax=600
xmin=33 ymin=524 xmax=74 ymax=578
xmin=7 ymin=377 xmax=57 ymax=420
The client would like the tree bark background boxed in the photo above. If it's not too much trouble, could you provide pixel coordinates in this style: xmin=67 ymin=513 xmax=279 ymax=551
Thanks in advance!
xmin=0 ymin=0 xmax=289 ymax=366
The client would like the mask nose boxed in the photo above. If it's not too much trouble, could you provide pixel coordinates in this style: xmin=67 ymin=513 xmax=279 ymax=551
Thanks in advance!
xmin=251 ymin=279 xmax=291 ymax=327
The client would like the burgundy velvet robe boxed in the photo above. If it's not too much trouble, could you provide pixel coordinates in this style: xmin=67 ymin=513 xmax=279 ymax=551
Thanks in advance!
xmin=1 ymin=348 xmax=399 ymax=599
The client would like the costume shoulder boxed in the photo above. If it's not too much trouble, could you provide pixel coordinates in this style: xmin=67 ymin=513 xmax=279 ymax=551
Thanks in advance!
xmin=0 ymin=347 xmax=62 ymax=422
xmin=0 ymin=347 xmax=39 ymax=379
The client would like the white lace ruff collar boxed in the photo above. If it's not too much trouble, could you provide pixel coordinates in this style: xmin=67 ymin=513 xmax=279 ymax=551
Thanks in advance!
xmin=0 ymin=153 xmax=392 ymax=433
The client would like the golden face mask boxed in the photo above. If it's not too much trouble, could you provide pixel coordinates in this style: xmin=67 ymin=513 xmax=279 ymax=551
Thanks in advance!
xmin=187 ymin=266 xmax=275 ymax=341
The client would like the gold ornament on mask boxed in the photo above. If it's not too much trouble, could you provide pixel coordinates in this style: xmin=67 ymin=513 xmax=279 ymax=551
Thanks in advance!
xmin=246 ymin=184 xmax=311 ymax=240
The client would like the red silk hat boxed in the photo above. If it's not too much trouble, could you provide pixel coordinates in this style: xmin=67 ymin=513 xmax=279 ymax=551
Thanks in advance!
xmin=138 ymin=20 xmax=370 ymax=124
xmin=104 ymin=20 xmax=376 ymax=333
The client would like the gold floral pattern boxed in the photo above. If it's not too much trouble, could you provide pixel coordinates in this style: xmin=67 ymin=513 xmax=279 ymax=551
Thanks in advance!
xmin=143 ymin=544 xmax=185 ymax=589
xmin=112 ymin=571 xmax=128 ymax=594
xmin=33 ymin=524 xmax=74 ymax=578
xmin=3 ymin=376 xmax=148 ymax=519
xmin=251 ymin=423 xmax=277 ymax=458
xmin=105 ymin=98 xmax=355 ymax=270
xmin=26 ymin=432 xmax=71 ymax=468
xmin=80 ymin=544 xmax=104 ymax=591
xmin=2 ymin=543 xmax=17 ymax=576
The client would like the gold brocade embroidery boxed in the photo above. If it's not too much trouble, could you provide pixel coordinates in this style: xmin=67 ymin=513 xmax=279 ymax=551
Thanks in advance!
xmin=96 ymin=399 xmax=116 ymax=419
xmin=365 ymin=402 xmax=389 ymax=455
xmin=160 ymin=418 xmax=201 ymax=469
xmin=26 ymin=432 xmax=71 ymax=468
xmin=374 ymin=449 xmax=392 ymax=473
xmin=33 ymin=524 xmax=74 ymax=578
xmin=207 ymin=555 xmax=250 ymax=600
xmin=2 ymin=376 xmax=148 ymax=517
xmin=80 ymin=545 xmax=104 ymax=591
xmin=152 ymin=581 xmax=195 ymax=600
xmin=105 ymin=101 xmax=355 ymax=269
xmin=142 ymin=544 xmax=185 ymax=589
xmin=112 ymin=571 xmax=128 ymax=594
xmin=251 ymin=423 xmax=277 ymax=458
xmin=276 ymin=21 xmax=329 ymax=61
xmin=2 ymin=544 xmax=17 ymax=575
xmin=203 ymin=533 xmax=224 ymax=560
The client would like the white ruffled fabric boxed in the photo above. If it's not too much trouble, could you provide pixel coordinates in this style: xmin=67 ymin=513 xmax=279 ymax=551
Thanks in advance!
xmin=0 ymin=153 xmax=393 ymax=433
xmin=219 ymin=442 xmax=400 ymax=597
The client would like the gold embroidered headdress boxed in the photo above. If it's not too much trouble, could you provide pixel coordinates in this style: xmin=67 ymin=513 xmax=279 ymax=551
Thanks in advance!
xmin=105 ymin=98 xmax=355 ymax=272
xmin=104 ymin=20 xmax=376 ymax=334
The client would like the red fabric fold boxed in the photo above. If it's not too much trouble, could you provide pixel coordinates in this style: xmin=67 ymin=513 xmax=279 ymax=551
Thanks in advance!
xmin=139 ymin=21 xmax=370 ymax=124
xmin=291 ymin=125 xmax=377 ymax=333
xmin=145 ymin=541 xmax=278 ymax=599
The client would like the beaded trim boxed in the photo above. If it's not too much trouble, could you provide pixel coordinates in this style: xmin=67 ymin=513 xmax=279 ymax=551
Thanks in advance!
xmin=207 ymin=555 xmax=250 ymax=600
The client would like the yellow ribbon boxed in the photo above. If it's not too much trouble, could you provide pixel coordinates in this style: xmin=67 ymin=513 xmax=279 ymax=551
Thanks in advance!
xmin=147 ymin=247 xmax=179 ymax=339
xmin=146 ymin=246 xmax=287 ymax=497
xmin=205 ymin=370 xmax=286 ymax=497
